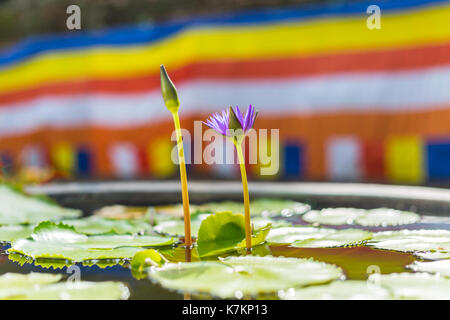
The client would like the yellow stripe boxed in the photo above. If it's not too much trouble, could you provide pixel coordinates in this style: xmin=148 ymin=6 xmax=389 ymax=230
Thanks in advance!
xmin=51 ymin=142 xmax=75 ymax=176
xmin=251 ymin=133 xmax=280 ymax=178
xmin=385 ymin=136 xmax=425 ymax=184
xmin=1 ymin=4 xmax=450 ymax=93
xmin=148 ymin=139 xmax=176 ymax=177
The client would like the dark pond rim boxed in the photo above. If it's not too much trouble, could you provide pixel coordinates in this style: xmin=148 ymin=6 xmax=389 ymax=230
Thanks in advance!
xmin=25 ymin=181 xmax=450 ymax=216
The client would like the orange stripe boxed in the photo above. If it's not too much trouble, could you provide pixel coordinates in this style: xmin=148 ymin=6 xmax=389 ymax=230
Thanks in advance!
xmin=1 ymin=109 xmax=450 ymax=179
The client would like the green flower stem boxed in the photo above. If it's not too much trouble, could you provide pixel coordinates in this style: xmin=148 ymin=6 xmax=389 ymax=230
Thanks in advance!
xmin=235 ymin=141 xmax=252 ymax=251
xmin=171 ymin=111 xmax=192 ymax=247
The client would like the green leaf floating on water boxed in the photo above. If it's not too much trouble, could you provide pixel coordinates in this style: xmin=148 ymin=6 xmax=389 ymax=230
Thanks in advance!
xmin=196 ymin=211 xmax=271 ymax=257
xmin=236 ymin=223 xmax=272 ymax=252
xmin=131 ymin=249 xmax=167 ymax=279
xmin=0 ymin=217 xmax=152 ymax=243
xmin=158 ymin=246 xmax=201 ymax=263
xmin=284 ymin=280 xmax=391 ymax=300
xmin=267 ymin=226 xmax=335 ymax=244
xmin=9 ymin=221 xmax=176 ymax=262
xmin=407 ymin=260 xmax=450 ymax=277
xmin=267 ymin=226 xmax=372 ymax=248
xmin=368 ymin=229 xmax=450 ymax=253
xmin=0 ymin=225 xmax=34 ymax=243
xmin=292 ymin=229 xmax=373 ymax=248
xmin=252 ymin=217 xmax=292 ymax=229
xmin=0 ymin=272 xmax=129 ymax=300
xmin=414 ymin=251 xmax=450 ymax=260
xmin=354 ymin=208 xmax=420 ymax=227
xmin=8 ymin=253 xmax=127 ymax=270
xmin=155 ymin=219 xmax=203 ymax=237
xmin=197 ymin=211 xmax=245 ymax=257
xmin=31 ymin=221 xmax=88 ymax=242
xmin=302 ymin=207 xmax=420 ymax=227
xmin=154 ymin=216 xmax=290 ymax=238
xmin=0 ymin=272 xmax=61 ymax=288
xmin=369 ymin=272 xmax=450 ymax=300
xmin=148 ymin=256 xmax=343 ymax=298
xmin=15 ymin=281 xmax=129 ymax=300
xmin=194 ymin=198 xmax=310 ymax=218
xmin=62 ymin=216 xmax=152 ymax=235
xmin=0 ymin=184 xmax=81 ymax=225
xmin=302 ymin=208 xmax=365 ymax=225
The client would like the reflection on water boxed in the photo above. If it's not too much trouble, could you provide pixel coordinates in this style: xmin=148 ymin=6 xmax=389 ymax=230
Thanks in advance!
xmin=270 ymin=246 xmax=416 ymax=280
xmin=184 ymin=246 xmax=192 ymax=301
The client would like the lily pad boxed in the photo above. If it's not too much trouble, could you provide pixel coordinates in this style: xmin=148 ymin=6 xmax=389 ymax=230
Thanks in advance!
xmin=370 ymin=272 xmax=450 ymax=299
xmin=8 ymin=253 xmax=126 ymax=270
xmin=236 ymin=224 xmax=272 ymax=251
xmin=292 ymin=229 xmax=372 ymax=248
xmin=150 ymin=204 xmax=201 ymax=220
xmin=148 ymin=256 xmax=343 ymax=298
xmin=266 ymin=226 xmax=335 ymax=244
xmin=0 ymin=225 xmax=33 ymax=243
xmin=0 ymin=272 xmax=61 ymax=289
xmin=17 ymin=281 xmax=130 ymax=300
xmin=195 ymin=199 xmax=310 ymax=217
xmin=414 ymin=251 xmax=450 ymax=260
xmin=131 ymin=249 xmax=167 ymax=279
xmin=0 ymin=185 xmax=81 ymax=225
xmin=9 ymin=221 xmax=176 ymax=262
xmin=302 ymin=207 xmax=420 ymax=227
xmin=0 ymin=272 xmax=129 ymax=300
xmin=93 ymin=205 xmax=149 ymax=220
xmin=302 ymin=208 xmax=365 ymax=225
xmin=252 ymin=217 xmax=292 ymax=229
xmin=267 ymin=226 xmax=372 ymax=248
xmin=197 ymin=211 xmax=246 ymax=257
xmin=368 ymin=229 xmax=450 ymax=253
xmin=154 ymin=219 xmax=203 ymax=237
xmin=196 ymin=211 xmax=270 ymax=257
xmin=62 ymin=216 xmax=152 ymax=235
xmin=354 ymin=208 xmax=420 ymax=227
xmin=159 ymin=246 xmax=201 ymax=263
xmin=284 ymin=280 xmax=391 ymax=300
xmin=407 ymin=260 xmax=450 ymax=277
xmin=11 ymin=241 xmax=148 ymax=262
xmin=154 ymin=216 xmax=290 ymax=238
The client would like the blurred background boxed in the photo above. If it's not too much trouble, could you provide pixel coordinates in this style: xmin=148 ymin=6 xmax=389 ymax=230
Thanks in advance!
xmin=0 ymin=0 xmax=449 ymax=185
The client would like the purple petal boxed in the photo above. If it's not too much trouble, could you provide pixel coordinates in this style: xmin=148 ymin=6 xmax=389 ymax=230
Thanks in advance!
xmin=203 ymin=108 xmax=232 ymax=136
xmin=242 ymin=104 xmax=252 ymax=131
xmin=233 ymin=106 xmax=245 ymax=129
xmin=242 ymin=104 xmax=256 ymax=132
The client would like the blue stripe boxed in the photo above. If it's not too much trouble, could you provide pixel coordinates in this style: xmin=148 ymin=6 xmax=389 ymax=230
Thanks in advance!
xmin=76 ymin=147 xmax=92 ymax=177
xmin=284 ymin=142 xmax=303 ymax=178
xmin=426 ymin=140 xmax=450 ymax=180
xmin=0 ymin=0 xmax=448 ymax=69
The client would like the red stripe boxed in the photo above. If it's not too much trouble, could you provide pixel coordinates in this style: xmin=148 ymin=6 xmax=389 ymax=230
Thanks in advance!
xmin=1 ymin=42 xmax=450 ymax=105
xmin=362 ymin=140 xmax=385 ymax=181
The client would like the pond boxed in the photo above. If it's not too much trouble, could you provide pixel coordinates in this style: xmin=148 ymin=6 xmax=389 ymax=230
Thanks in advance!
xmin=1 ymin=181 xmax=450 ymax=300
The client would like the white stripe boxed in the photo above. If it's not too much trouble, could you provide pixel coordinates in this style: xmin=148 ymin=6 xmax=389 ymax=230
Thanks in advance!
xmin=326 ymin=136 xmax=362 ymax=181
xmin=20 ymin=145 xmax=47 ymax=168
xmin=0 ymin=66 xmax=449 ymax=137
xmin=109 ymin=143 xmax=139 ymax=178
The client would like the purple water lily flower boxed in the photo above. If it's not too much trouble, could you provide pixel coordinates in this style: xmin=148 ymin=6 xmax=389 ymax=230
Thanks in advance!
xmin=203 ymin=105 xmax=257 ymax=137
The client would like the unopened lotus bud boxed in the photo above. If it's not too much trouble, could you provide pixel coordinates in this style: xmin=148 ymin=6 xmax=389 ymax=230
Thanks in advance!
xmin=160 ymin=65 xmax=180 ymax=113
